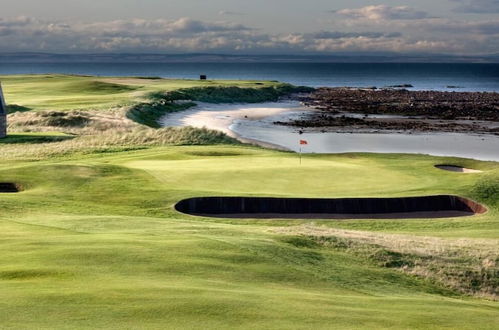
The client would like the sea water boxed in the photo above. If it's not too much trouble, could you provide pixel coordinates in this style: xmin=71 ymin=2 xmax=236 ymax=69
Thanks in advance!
xmin=1 ymin=62 xmax=499 ymax=91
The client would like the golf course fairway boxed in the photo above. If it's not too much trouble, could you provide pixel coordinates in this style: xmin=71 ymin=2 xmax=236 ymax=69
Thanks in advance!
xmin=0 ymin=75 xmax=497 ymax=329
xmin=0 ymin=145 xmax=498 ymax=329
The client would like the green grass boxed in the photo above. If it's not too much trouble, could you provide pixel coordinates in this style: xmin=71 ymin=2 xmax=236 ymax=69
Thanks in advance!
xmin=0 ymin=75 xmax=497 ymax=328
xmin=0 ymin=144 xmax=498 ymax=329
xmin=159 ymin=85 xmax=313 ymax=103
xmin=0 ymin=74 xmax=297 ymax=111
xmin=126 ymin=101 xmax=198 ymax=128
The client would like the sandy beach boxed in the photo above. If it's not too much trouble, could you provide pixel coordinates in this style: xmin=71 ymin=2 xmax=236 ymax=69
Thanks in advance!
xmin=160 ymin=101 xmax=309 ymax=149
xmin=160 ymin=101 xmax=305 ymax=137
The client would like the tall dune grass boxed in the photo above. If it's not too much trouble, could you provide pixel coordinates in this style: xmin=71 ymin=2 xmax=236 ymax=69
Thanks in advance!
xmin=3 ymin=107 xmax=238 ymax=160
xmin=0 ymin=126 xmax=238 ymax=160
xmin=276 ymin=225 xmax=499 ymax=300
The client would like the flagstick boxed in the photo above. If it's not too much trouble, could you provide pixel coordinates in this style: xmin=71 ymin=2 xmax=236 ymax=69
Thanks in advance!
xmin=299 ymin=146 xmax=302 ymax=165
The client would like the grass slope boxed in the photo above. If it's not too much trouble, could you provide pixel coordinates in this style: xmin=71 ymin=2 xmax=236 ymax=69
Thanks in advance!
xmin=0 ymin=145 xmax=498 ymax=329
xmin=0 ymin=74 xmax=298 ymax=111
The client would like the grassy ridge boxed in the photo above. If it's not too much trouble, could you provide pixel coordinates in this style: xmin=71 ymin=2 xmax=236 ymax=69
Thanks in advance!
xmin=159 ymin=84 xmax=313 ymax=103
xmin=126 ymin=101 xmax=197 ymax=128
xmin=0 ymin=128 xmax=240 ymax=160
xmin=0 ymin=74 xmax=301 ymax=111
xmin=279 ymin=228 xmax=498 ymax=299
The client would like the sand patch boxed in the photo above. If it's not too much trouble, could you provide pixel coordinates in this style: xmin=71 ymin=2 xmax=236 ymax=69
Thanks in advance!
xmin=435 ymin=165 xmax=483 ymax=173
xmin=161 ymin=102 xmax=298 ymax=137
xmin=160 ymin=101 xmax=305 ymax=150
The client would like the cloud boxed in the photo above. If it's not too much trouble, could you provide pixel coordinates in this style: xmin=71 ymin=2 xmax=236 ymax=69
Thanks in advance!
xmin=359 ymin=16 xmax=499 ymax=36
xmin=0 ymin=15 xmax=497 ymax=55
xmin=0 ymin=16 xmax=36 ymax=27
xmin=334 ymin=5 xmax=432 ymax=21
xmin=170 ymin=17 xmax=250 ymax=33
xmin=80 ymin=17 xmax=252 ymax=35
xmin=310 ymin=31 xmax=402 ymax=39
xmin=427 ymin=19 xmax=499 ymax=35
xmin=218 ymin=11 xmax=245 ymax=16
xmin=452 ymin=0 xmax=499 ymax=13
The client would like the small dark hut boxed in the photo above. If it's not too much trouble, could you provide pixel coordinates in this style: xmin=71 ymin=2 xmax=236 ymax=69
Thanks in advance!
xmin=200 ymin=75 xmax=207 ymax=80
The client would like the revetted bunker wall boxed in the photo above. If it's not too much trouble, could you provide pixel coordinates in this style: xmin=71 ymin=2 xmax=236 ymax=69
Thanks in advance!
xmin=0 ymin=183 xmax=20 ymax=193
xmin=175 ymin=195 xmax=487 ymax=219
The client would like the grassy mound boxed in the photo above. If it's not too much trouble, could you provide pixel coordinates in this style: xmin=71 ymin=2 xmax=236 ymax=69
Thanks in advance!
xmin=18 ymin=111 xmax=91 ymax=127
xmin=473 ymin=174 xmax=499 ymax=207
xmin=279 ymin=228 xmax=498 ymax=299
xmin=0 ymin=127 xmax=239 ymax=160
xmin=160 ymin=85 xmax=313 ymax=103
xmin=0 ymin=74 xmax=301 ymax=111
xmin=126 ymin=101 xmax=196 ymax=128
xmin=59 ymin=80 xmax=139 ymax=94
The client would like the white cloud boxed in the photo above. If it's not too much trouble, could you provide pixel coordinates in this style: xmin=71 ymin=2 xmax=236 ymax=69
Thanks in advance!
xmin=309 ymin=31 xmax=402 ymax=39
xmin=334 ymin=5 xmax=432 ymax=21
xmin=0 ymin=15 xmax=497 ymax=55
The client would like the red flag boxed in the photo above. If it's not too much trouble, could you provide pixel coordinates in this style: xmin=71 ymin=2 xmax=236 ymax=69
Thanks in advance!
xmin=300 ymin=140 xmax=308 ymax=145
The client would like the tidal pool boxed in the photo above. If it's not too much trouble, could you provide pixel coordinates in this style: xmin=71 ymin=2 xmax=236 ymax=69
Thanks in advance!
xmin=160 ymin=101 xmax=499 ymax=161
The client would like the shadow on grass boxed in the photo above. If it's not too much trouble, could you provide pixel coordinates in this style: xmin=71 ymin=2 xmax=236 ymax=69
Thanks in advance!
xmin=0 ymin=133 xmax=75 ymax=144
xmin=6 ymin=104 xmax=32 ymax=114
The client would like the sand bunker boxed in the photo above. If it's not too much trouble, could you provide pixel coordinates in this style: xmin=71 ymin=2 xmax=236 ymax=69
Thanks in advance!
xmin=0 ymin=183 xmax=20 ymax=193
xmin=435 ymin=165 xmax=483 ymax=173
xmin=175 ymin=195 xmax=486 ymax=220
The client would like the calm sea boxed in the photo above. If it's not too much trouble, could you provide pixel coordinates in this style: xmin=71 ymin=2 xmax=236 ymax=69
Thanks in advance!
xmin=0 ymin=62 xmax=498 ymax=91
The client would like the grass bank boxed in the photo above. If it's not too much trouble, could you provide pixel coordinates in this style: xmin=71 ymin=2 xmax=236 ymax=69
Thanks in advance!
xmin=1 ymin=74 xmax=298 ymax=111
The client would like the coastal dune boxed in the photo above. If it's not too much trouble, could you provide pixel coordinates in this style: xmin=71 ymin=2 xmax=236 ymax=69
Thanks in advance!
xmin=160 ymin=101 xmax=303 ymax=137
xmin=160 ymin=101 xmax=306 ymax=149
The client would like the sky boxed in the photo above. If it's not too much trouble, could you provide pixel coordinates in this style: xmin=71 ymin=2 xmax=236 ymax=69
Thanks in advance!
xmin=0 ymin=0 xmax=498 ymax=55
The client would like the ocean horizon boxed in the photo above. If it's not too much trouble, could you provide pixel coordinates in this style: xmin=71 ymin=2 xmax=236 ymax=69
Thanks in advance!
xmin=1 ymin=62 xmax=498 ymax=92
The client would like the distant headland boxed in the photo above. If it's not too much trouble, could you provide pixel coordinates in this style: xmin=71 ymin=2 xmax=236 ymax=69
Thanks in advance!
xmin=1 ymin=52 xmax=499 ymax=63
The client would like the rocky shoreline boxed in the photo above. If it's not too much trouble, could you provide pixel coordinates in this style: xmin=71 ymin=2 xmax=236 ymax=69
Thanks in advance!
xmin=276 ymin=88 xmax=499 ymax=135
